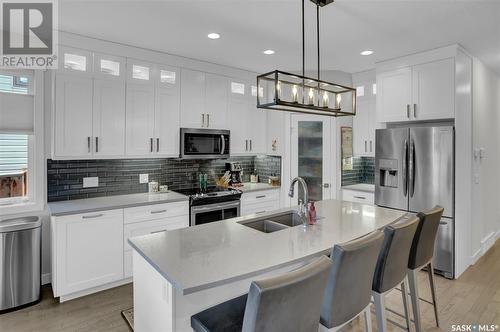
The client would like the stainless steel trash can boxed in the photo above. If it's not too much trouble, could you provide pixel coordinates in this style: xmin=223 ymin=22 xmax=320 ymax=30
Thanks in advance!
xmin=0 ymin=216 xmax=41 ymax=312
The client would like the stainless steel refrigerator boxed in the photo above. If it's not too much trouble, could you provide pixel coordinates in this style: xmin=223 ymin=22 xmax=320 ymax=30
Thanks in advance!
xmin=375 ymin=126 xmax=454 ymax=278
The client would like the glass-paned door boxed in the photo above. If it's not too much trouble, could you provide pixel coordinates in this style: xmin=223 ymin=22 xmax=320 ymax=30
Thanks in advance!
xmin=291 ymin=114 xmax=333 ymax=204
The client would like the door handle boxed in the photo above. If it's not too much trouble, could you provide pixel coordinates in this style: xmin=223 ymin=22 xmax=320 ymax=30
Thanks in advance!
xmin=150 ymin=138 xmax=154 ymax=153
xmin=202 ymin=114 xmax=205 ymax=127
xmin=95 ymin=137 xmax=99 ymax=153
xmin=157 ymin=138 xmax=160 ymax=153
xmin=87 ymin=137 xmax=91 ymax=153
xmin=403 ymin=139 xmax=408 ymax=197
xmin=220 ymin=135 xmax=225 ymax=154
xmin=413 ymin=104 xmax=417 ymax=118
xmin=406 ymin=104 xmax=410 ymax=118
xmin=409 ymin=139 xmax=415 ymax=197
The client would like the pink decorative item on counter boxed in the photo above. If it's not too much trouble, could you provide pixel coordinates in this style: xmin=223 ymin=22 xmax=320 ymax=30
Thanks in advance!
xmin=308 ymin=201 xmax=317 ymax=225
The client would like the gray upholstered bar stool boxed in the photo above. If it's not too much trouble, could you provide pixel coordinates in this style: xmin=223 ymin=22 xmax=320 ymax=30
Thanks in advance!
xmin=319 ymin=230 xmax=385 ymax=332
xmin=372 ymin=216 xmax=419 ymax=332
xmin=407 ymin=206 xmax=444 ymax=332
xmin=190 ymin=255 xmax=332 ymax=332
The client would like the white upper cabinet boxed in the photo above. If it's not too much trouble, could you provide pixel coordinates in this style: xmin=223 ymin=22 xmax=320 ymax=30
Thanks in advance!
xmin=411 ymin=58 xmax=455 ymax=120
xmin=205 ymin=73 xmax=228 ymax=129
xmin=92 ymin=79 xmax=126 ymax=157
xmin=94 ymin=53 xmax=125 ymax=80
xmin=180 ymin=69 xmax=206 ymax=128
xmin=376 ymin=67 xmax=412 ymax=123
xmin=54 ymin=74 xmax=93 ymax=158
xmin=352 ymin=71 xmax=376 ymax=157
xmin=125 ymin=83 xmax=156 ymax=156
xmin=155 ymin=87 xmax=180 ymax=156
xmin=376 ymin=56 xmax=456 ymax=123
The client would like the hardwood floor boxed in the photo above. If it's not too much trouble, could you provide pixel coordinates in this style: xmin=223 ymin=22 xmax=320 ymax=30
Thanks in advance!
xmin=1 ymin=241 xmax=498 ymax=332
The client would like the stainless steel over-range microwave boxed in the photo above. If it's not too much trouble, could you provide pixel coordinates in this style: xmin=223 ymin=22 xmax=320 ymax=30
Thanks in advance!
xmin=180 ymin=128 xmax=230 ymax=159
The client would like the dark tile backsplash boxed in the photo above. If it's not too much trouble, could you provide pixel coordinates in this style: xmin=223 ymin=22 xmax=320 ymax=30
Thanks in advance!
xmin=341 ymin=157 xmax=374 ymax=186
xmin=47 ymin=156 xmax=281 ymax=202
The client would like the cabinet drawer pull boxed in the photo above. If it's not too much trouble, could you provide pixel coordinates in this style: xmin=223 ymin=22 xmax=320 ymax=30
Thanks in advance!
xmin=353 ymin=196 xmax=366 ymax=200
xmin=150 ymin=209 xmax=167 ymax=214
xmin=82 ymin=213 xmax=103 ymax=219
xmin=256 ymin=211 xmax=266 ymax=214
xmin=150 ymin=229 xmax=166 ymax=234
xmin=255 ymin=195 xmax=266 ymax=199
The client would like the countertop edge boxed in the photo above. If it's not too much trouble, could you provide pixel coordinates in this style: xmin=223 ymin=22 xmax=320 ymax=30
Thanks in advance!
xmin=49 ymin=196 xmax=189 ymax=217
xmin=341 ymin=184 xmax=375 ymax=193
xmin=231 ymin=184 xmax=281 ymax=193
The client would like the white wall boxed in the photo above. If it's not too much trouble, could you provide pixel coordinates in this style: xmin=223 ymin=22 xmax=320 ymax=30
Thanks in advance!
xmin=471 ymin=58 xmax=500 ymax=262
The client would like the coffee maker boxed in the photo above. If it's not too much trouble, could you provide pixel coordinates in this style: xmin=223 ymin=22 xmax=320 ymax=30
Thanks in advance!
xmin=226 ymin=162 xmax=243 ymax=186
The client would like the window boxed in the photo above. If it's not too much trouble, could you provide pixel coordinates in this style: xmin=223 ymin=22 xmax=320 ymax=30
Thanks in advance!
xmin=372 ymin=83 xmax=377 ymax=95
xmin=100 ymin=59 xmax=120 ymax=76
xmin=132 ymin=65 xmax=150 ymax=80
xmin=356 ymin=85 xmax=365 ymax=97
xmin=64 ymin=53 xmax=87 ymax=71
xmin=231 ymin=82 xmax=245 ymax=95
xmin=0 ymin=74 xmax=29 ymax=94
xmin=0 ymin=134 xmax=28 ymax=200
xmin=160 ymin=70 xmax=176 ymax=84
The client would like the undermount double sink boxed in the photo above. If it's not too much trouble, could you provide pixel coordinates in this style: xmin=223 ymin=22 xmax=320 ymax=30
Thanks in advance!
xmin=238 ymin=211 xmax=308 ymax=233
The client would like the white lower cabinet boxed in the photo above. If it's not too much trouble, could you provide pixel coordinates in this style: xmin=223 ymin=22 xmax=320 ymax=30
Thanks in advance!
xmin=51 ymin=209 xmax=124 ymax=298
xmin=51 ymin=201 xmax=189 ymax=301
xmin=241 ymin=189 xmax=280 ymax=216
xmin=341 ymin=189 xmax=374 ymax=205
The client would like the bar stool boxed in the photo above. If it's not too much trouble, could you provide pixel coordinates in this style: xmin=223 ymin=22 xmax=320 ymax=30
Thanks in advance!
xmin=372 ymin=216 xmax=419 ymax=332
xmin=319 ymin=230 xmax=385 ymax=332
xmin=191 ymin=255 xmax=332 ymax=332
xmin=407 ymin=206 xmax=444 ymax=332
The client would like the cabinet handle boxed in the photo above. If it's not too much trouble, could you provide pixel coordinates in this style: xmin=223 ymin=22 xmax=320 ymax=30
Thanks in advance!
xmin=245 ymin=139 xmax=248 ymax=151
xmin=150 ymin=138 xmax=153 ymax=152
xmin=256 ymin=211 xmax=266 ymax=214
xmin=353 ymin=196 xmax=366 ymax=200
xmin=150 ymin=209 xmax=167 ymax=214
xmin=249 ymin=139 xmax=252 ymax=151
xmin=413 ymin=104 xmax=417 ymax=118
xmin=157 ymin=138 xmax=160 ymax=153
xmin=202 ymin=114 xmax=205 ymax=127
xmin=87 ymin=137 xmax=91 ymax=153
xmin=370 ymin=140 xmax=373 ymax=152
xmin=82 ymin=213 xmax=103 ymax=219
xmin=406 ymin=104 xmax=410 ymax=118
xmin=364 ymin=140 xmax=367 ymax=152
xmin=150 ymin=229 xmax=166 ymax=234
xmin=256 ymin=195 xmax=266 ymax=199
xmin=95 ymin=137 xmax=99 ymax=153
xmin=207 ymin=114 xmax=210 ymax=127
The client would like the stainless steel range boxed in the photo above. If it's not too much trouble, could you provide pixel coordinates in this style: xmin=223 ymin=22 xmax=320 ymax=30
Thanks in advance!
xmin=174 ymin=187 xmax=242 ymax=226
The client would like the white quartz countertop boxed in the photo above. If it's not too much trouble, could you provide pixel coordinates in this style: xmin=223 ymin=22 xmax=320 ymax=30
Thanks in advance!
xmin=341 ymin=183 xmax=375 ymax=193
xmin=232 ymin=182 xmax=280 ymax=193
xmin=48 ymin=191 xmax=188 ymax=216
xmin=128 ymin=199 xmax=405 ymax=295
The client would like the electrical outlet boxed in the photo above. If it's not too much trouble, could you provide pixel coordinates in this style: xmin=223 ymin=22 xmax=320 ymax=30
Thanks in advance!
xmin=139 ymin=174 xmax=149 ymax=184
xmin=83 ymin=177 xmax=99 ymax=188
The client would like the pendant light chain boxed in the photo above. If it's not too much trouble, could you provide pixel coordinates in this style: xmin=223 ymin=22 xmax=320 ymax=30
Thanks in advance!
xmin=317 ymin=2 xmax=320 ymax=82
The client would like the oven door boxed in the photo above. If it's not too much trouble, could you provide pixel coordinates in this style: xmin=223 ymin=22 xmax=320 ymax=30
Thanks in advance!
xmin=190 ymin=200 xmax=240 ymax=226
xmin=180 ymin=128 xmax=230 ymax=159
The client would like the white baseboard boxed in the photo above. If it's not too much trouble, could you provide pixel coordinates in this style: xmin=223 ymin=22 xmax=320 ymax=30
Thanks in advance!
xmin=481 ymin=231 xmax=496 ymax=255
xmin=42 ymin=273 xmax=51 ymax=285
xmin=59 ymin=278 xmax=132 ymax=303
xmin=470 ymin=248 xmax=482 ymax=265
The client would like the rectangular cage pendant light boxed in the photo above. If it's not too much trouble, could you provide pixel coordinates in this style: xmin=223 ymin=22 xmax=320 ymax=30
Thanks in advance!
xmin=257 ymin=70 xmax=356 ymax=116
xmin=256 ymin=0 xmax=357 ymax=117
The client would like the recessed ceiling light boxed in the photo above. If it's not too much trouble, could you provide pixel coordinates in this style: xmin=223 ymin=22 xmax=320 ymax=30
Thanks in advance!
xmin=207 ymin=33 xmax=220 ymax=40
xmin=360 ymin=50 xmax=374 ymax=56
xmin=263 ymin=49 xmax=275 ymax=55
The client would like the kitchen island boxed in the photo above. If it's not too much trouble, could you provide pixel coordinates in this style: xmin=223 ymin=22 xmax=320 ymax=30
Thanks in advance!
xmin=128 ymin=199 xmax=406 ymax=332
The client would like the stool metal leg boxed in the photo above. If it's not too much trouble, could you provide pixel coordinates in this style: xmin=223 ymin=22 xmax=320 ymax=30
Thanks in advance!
xmin=363 ymin=305 xmax=372 ymax=332
xmin=408 ymin=269 xmax=422 ymax=332
xmin=427 ymin=262 xmax=440 ymax=327
xmin=401 ymin=277 xmax=412 ymax=331
xmin=373 ymin=292 xmax=387 ymax=332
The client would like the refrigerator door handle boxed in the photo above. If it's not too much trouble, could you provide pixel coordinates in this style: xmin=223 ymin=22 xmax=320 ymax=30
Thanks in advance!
xmin=403 ymin=139 xmax=408 ymax=197
xmin=409 ymin=139 xmax=416 ymax=197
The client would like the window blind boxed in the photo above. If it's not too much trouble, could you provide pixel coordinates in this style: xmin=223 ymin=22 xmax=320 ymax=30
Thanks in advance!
xmin=0 ymin=134 xmax=28 ymax=174
xmin=0 ymin=73 xmax=34 ymax=134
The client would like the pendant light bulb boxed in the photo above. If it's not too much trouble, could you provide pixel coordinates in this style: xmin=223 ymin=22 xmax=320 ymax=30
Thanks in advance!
xmin=336 ymin=94 xmax=342 ymax=109
xmin=308 ymin=88 xmax=314 ymax=105
xmin=292 ymin=85 xmax=298 ymax=103
xmin=322 ymin=91 xmax=329 ymax=107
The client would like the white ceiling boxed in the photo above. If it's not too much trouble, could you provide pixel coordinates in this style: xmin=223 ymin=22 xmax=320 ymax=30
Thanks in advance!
xmin=59 ymin=0 xmax=500 ymax=75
